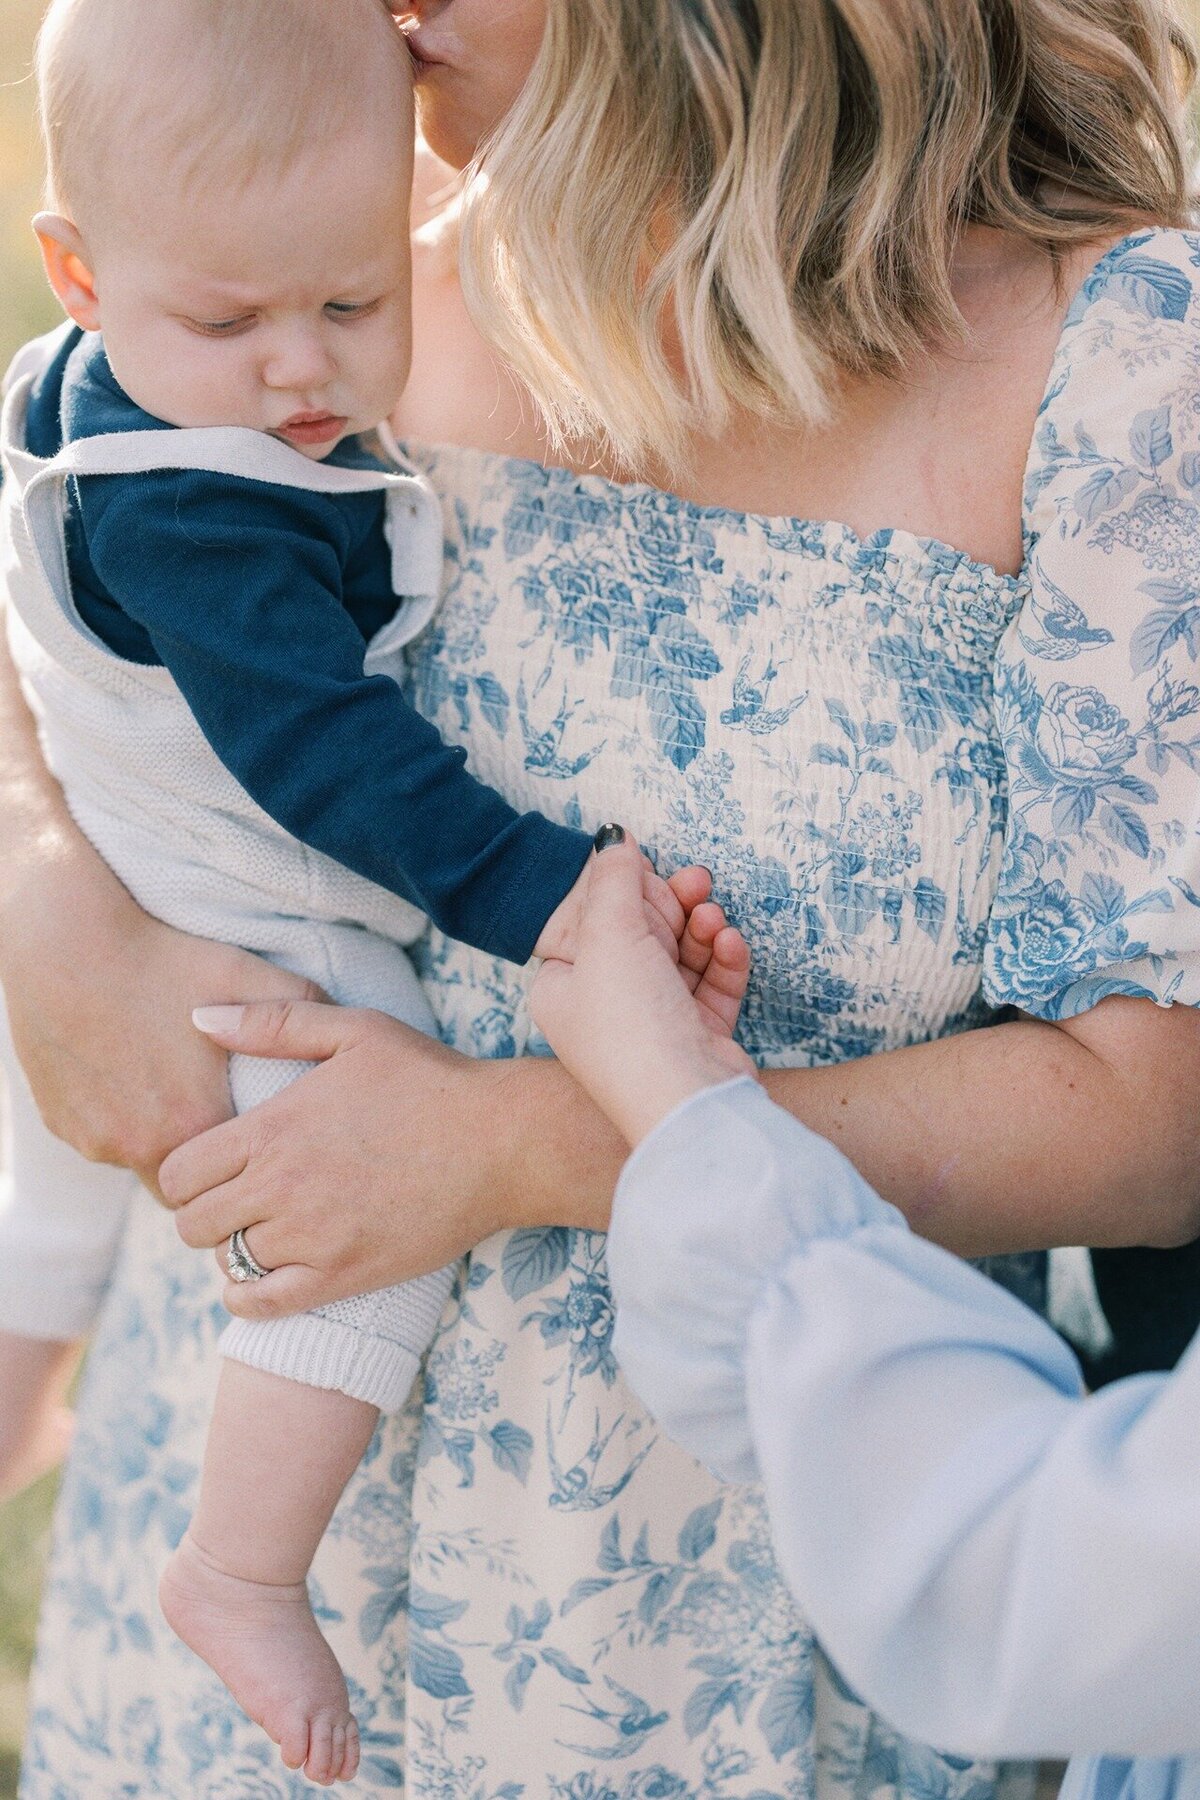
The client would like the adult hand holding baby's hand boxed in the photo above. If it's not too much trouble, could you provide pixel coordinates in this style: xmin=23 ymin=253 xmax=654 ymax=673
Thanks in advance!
xmin=530 ymin=825 xmax=755 ymax=1148
xmin=532 ymin=839 xmax=690 ymax=967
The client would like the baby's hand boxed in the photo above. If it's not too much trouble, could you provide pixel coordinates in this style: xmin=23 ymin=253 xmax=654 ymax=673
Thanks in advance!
xmin=531 ymin=825 xmax=755 ymax=1147
xmin=534 ymin=836 xmax=686 ymax=966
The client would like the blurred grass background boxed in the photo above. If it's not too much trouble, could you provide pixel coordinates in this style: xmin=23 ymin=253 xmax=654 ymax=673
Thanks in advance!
xmin=4 ymin=0 xmax=1200 ymax=1795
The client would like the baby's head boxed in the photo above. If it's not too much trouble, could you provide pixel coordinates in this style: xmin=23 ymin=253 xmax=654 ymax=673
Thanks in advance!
xmin=35 ymin=0 xmax=415 ymax=457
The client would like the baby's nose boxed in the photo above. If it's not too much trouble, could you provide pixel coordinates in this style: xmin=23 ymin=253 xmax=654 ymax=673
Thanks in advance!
xmin=261 ymin=328 xmax=336 ymax=392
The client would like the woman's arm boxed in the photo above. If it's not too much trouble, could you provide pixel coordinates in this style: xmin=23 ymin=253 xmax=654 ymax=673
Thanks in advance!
xmin=161 ymin=985 xmax=1200 ymax=1320
xmin=0 ymin=632 xmax=322 ymax=1190
xmin=765 ymin=997 xmax=1200 ymax=1255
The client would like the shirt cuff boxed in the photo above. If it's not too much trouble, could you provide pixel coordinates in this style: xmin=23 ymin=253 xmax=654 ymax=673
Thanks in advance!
xmin=466 ymin=814 xmax=593 ymax=965
xmin=608 ymin=1078 xmax=904 ymax=1481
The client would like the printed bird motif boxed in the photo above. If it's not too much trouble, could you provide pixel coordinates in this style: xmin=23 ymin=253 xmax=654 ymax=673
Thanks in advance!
xmin=546 ymin=1410 xmax=654 ymax=1510
xmin=517 ymin=677 xmax=607 ymax=778
xmin=1018 ymin=566 xmax=1116 ymax=661
xmin=719 ymin=653 xmax=808 ymax=733
xmin=559 ymin=1675 xmax=671 ymax=1760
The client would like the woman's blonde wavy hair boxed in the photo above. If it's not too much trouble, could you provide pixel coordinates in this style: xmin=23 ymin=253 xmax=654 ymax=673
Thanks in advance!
xmin=459 ymin=0 xmax=1196 ymax=476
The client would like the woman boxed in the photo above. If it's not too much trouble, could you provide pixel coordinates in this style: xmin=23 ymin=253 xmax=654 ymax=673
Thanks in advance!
xmin=5 ymin=1 xmax=1200 ymax=1795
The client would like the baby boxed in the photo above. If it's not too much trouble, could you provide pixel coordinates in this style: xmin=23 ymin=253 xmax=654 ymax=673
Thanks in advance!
xmin=0 ymin=0 xmax=691 ymax=1786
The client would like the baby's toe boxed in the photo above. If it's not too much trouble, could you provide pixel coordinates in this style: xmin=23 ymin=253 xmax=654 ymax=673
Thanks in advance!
xmin=305 ymin=1709 xmax=342 ymax=1786
xmin=278 ymin=1710 xmax=310 ymax=1773
xmin=341 ymin=1718 xmax=361 ymax=1782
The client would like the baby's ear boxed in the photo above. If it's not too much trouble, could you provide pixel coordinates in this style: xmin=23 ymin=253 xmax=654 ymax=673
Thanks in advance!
xmin=33 ymin=213 xmax=101 ymax=332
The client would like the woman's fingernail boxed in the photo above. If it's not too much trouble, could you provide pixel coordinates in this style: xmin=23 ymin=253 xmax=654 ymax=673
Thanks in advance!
xmin=192 ymin=1005 xmax=245 ymax=1034
xmin=593 ymin=823 xmax=626 ymax=852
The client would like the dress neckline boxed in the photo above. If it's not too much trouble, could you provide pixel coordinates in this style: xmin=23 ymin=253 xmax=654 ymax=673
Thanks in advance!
xmin=403 ymin=225 xmax=1179 ymax=598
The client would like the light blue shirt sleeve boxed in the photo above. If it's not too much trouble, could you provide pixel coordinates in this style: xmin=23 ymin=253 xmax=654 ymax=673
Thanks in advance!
xmin=608 ymin=1079 xmax=1200 ymax=1761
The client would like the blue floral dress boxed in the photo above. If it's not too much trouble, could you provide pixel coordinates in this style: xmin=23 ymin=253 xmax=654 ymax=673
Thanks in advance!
xmin=20 ymin=228 xmax=1200 ymax=1800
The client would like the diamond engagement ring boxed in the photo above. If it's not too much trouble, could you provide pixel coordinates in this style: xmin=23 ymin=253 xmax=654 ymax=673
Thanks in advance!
xmin=226 ymin=1227 xmax=271 ymax=1283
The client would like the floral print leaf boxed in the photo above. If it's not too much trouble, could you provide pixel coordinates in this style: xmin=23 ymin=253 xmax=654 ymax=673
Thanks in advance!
xmin=824 ymin=696 xmax=858 ymax=743
xmin=361 ymin=1754 xmax=407 ymax=1787
xmin=505 ymin=1654 xmax=537 ymax=1712
xmin=759 ymin=1672 xmax=814 ymax=1761
xmin=677 ymin=1499 xmax=723 ymax=1563
xmin=810 ymin=742 xmax=850 ymax=768
xmin=1075 ymin=465 xmax=1139 ymax=524
xmin=1050 ymin=786 xmax=1095 ymax=835
xmin=637 ymin=1567 xmax=687 ymax=1627
xmin=361 ymin=1582 xmax=407 ymax=1648
xmin=562 ymin=1576 xmax=617 ymax=1615
xmin=645 ymin=670 xmax=707 ymax=772
xmin=502 ymin=1228 xmax=573 ymax=1301
xmin=1129 ymin=606 xmax=1197 ymax=677
xmin=486 ymin=1420 xmax=535 ymax=1484
xmin=474 ymin=673 xmax=511 ymax=736
xmin=683 ymin=1677 xmax=748 ymax=1738
xmin=913 ymin=877 xmax=947 ymax=942
xmin=653 ymin=614 xmax=722 ymax=679
xmin=409 ymin=1586 xmax=471 ymax=1629
xmin=1130 ymin=405 xmax=1173 ymax=470
xmin=410 ymin=1628 xmax=471 ymax=1700
xmin=599 ymin=1517 xmax=625 ymax=1573
xmin=1102 ymin=255 xmax=1191 ymax=322
xmin=1099 ymin=800 xmax=1151 ymax=859
xmin=540 ymin=1646 xmax=591 ymax=1685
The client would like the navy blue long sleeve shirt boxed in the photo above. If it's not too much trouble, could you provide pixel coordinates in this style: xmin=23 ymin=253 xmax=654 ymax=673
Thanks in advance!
xmin=23 ymin=329 xmax=591 ymax=963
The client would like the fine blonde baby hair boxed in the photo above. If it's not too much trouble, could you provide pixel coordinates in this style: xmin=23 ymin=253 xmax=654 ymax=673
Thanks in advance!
xmin=460 ymin=0 xmax=1197 ymax=479
xmin=36 ymin=0 xmax=410 ymax=228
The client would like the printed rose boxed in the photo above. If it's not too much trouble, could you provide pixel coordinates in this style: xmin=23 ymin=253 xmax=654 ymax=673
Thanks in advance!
xmin=995 ymin=818 xmax=1046 ymax=902
xmin=1035 ymin=683 xmax=1136 ymax=782
xmin=987 ymin=883 xmax=1098 ymax=1006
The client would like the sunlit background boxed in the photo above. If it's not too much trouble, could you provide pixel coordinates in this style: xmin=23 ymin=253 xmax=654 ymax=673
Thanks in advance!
xmin=4 ymin=0 xmax=1200 ymax=1794
xmin=1 ymin=17 xmax=59 ymax=1800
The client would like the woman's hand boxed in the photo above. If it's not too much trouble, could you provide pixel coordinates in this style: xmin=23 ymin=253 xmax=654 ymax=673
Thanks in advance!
xmin=530 ymin=827 xmax=755 ymax=1146
xmin=160 ymin=1006 xmax=518 ymax=1317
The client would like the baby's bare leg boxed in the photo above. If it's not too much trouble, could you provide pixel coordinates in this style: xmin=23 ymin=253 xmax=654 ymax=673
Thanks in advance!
xmin=159 ymin=1361 xmax=376 ymax=1787
xmin=0 ymin=1330 xmax=79 ymax=1501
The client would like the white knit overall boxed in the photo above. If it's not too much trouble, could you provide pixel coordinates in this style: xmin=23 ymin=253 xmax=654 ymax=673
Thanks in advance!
xmin=0 ymin=328 xmax=456 ymax=1412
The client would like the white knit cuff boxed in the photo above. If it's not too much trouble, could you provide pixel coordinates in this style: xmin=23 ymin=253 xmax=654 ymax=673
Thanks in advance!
xmin=219 ymin=1313 xmax=424 ymax=1413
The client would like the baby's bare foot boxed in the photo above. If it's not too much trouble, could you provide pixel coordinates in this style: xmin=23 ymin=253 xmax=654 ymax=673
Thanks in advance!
xmin=160 ymin=1531 xmax=359 ymax=1786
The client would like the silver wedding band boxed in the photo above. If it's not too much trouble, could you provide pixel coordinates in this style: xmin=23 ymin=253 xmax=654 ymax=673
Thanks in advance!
xmin=226 ymin=1227 xmax=271 ymax=1283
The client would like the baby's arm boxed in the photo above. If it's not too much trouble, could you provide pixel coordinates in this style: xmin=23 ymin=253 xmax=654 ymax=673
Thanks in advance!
xmin=81 ymin=470 xmax=598 ymax=964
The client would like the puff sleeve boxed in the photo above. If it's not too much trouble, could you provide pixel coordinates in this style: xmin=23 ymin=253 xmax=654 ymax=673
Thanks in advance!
xmin=984 ymin=230 xmax=1200 ymax=1020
